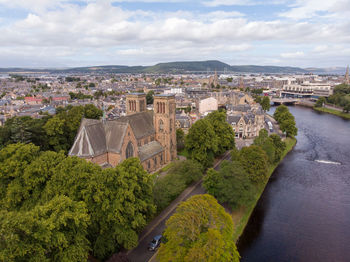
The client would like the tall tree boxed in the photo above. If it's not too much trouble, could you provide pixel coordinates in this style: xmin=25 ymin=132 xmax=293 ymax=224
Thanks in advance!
xmin=0 ymin=195 xmax=90 ymax=262
xmin=185 ymin=119 xmax=218 ymax=168
xmin=253 ymin=129 xmax=276 ymax=164
xmin=239 ymin=145 xmax=268 ymax=183
xmin=176 ymin=128 xmax=185 ymax=151
xmin=261 ymin=96 xmax=271 ymax=111
xmin=206 ymin=111 xmax=235 ymax=155
xmin=158 ymin=194 xmax=240 ymax=262
xmin=203 ymin=161 xmax=254 ymax=209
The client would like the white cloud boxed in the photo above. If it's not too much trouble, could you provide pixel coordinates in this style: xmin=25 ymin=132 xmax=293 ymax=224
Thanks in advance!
xmin=280 ymin=51 xmax=304 ymax=58
xmin=202 ymin=0 xmax=256 ymax=7
xmin=279 ymin=0 xmax=350 ymax=20
xmin=0 ymin=0 xmax=349 ymax=67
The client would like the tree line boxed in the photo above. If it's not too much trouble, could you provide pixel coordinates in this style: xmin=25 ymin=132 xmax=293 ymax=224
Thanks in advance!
xmin=159 ymin=106 xmax=297 ymax=262
xmin=0 ymin=104 xmax=102 ymax=153
xmin=315 ymin=84 xmax=350 ymax=113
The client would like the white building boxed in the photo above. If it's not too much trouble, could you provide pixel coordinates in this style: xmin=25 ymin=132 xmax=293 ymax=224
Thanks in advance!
xmin=197 ymin=97 xmax=218 ymax=115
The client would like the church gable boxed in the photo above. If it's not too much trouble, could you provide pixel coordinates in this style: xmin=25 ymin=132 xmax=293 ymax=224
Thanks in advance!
xmin=117 ymin=111 xmax=155 ymax=139
xmin=69 ymin=119 xmax=107 ymax=157
xmin=119 ymin=124 xmax=138 ymax=161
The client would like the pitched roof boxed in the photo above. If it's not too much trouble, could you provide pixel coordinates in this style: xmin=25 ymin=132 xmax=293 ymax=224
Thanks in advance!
xmin=105 ymin=121 xmax=128 ymax=153
xmin=117 ymin=111 xmax=155 ymax=139
xmin=69 ymin=119 xmax=107 ymax=157
xmin=69 ymin=111 xmax=157 ymax=158
xmin=138 ymin=141 xmax=164 ymax=161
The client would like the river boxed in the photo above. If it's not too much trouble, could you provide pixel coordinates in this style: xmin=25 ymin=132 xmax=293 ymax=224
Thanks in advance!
xmin=238 ymin=106 xmax=350 ymax=262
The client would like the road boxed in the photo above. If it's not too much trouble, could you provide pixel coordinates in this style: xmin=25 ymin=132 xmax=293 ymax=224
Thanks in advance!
xmin=126 ymin=151 xmax=232 ymax=262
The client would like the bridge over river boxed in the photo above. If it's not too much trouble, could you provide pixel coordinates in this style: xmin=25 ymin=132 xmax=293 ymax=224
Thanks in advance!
xmin=270 ymin=97 xmax=299 ymax=105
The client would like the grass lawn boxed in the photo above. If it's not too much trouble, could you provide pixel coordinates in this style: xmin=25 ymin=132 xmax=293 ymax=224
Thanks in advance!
xmin=232 ymin=137 xmax=297 ymax=242
xmin=314 ymin=107 xmax=350 ymax=120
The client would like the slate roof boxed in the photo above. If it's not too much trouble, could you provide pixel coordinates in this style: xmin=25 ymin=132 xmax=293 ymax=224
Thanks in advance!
xmin=117 ymin=111 xmax=155 ymax=139
xmin=138 ymin=141 xmax=164 ymax=161
xmin=227 ymin=115 xmax=242 ymax=125
xmin=69 ymin=111 xmax=160 ymax=159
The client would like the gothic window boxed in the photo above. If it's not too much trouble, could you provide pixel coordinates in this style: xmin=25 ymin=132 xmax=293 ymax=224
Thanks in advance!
xmin=159 ymin=119 xmax=164 ymax=132
xmin=148 ymin=161 xmax=151 ymax=170
xmin=170 ymin=119 xmax=173 ymax=132
xmin=126 ymin=141 xmax=134 ymax=159
xmin=154 ymin=157 xmax=157 ymax=166
xmin=162 ymin=103 xmax=165 ymax=113
xmin=160 ymin=153 xmax=163 ymax=163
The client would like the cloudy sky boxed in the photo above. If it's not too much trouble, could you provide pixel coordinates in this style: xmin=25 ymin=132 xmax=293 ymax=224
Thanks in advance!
xmin=0 ymin=0 xmax=349 ymax=68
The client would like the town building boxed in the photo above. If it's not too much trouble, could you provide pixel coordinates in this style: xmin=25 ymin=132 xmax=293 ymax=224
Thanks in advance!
xmin=197 ymin=97 xmax=218 ymax=115
xmin=69 ymin=93 xmax=177 ymax=172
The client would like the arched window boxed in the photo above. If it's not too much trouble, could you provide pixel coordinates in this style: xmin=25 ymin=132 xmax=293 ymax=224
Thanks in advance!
xmin=126 ymin=141 xmax=134 ymax=159
xmin=159 ymin=119 xmax=164 ymax=132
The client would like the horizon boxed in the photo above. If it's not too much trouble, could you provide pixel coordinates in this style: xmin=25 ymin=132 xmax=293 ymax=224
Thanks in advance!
xmin=0 ymin=1 xmax=349 ymax=68
xmin=0 ymin=60 xmax=347 ymax=70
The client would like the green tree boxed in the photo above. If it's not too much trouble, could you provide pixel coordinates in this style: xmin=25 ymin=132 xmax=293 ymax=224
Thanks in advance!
xmin=253 ymin=129 xmax=276 ymax=164
xmin=239 ymin=145 xmax=268 ymax=183
xmin=343 ymin=102 xmax=350 ymax=113
xmin=146 ymin=90 xmax=154 ymax=104
xmin=261 ymin=96 xmax=271 ymax=111
xmin=273 ymin=105 xmax=298 ymax=137
xmin=168 ymin=159 xmax=203 ymax=185
xmin=203 ymin=161 xmax=254 ymax=209
xmin=0 ymin=195 xmax=90 ymax=262
xmin=176 ymin=128 xmax=185 ymax=151
xmin=43 ymin=156 xmax=155 ymax=259
xmin=44 ymin=105 xmax=101 ymax=153
xmin=153 ymin=174 xmax=187 ymax=212
xmin=315 ymin=97 xmax=326 ymax=108
xmin=269 ymin=134 xmax=286 ymax=163
xmin=185 ymin=119 xmax=218 ymax=168
xmin=280 ymin=118 xmax=298 ymax=137
xmin=158 ymin=194 xmax=240 ymax=262
xmin=206 ymin=111 xmax=235 ymax=155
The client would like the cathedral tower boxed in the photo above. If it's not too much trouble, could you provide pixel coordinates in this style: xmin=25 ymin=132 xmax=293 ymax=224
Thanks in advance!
xmin=153 ymin=94 xmax=177 ymax=162
xmin=126 ymin=93 xmax=146 ymax=115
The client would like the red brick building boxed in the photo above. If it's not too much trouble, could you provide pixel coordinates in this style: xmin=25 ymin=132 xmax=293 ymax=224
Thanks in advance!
xmin=69 ymin=93 xmax=177 ymax=172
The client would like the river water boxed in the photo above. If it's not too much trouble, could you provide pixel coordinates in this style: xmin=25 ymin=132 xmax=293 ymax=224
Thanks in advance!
xmin=238 ymin=106 xmax=350 ymax=262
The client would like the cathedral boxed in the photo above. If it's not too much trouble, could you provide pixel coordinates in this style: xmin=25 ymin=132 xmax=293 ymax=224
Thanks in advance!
xmin=69 ymin=93 xmax=177 ymax=172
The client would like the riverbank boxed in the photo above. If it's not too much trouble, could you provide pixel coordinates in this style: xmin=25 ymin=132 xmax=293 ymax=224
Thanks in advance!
xmin=232 ymin=137 xmax=297 ymax=242
xmin=314 ymin=106 xmax=350 ymax=120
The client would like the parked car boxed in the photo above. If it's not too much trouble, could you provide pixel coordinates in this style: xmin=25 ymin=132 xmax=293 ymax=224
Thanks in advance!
xmin=148 ymin=235 xmax=162 ymax=251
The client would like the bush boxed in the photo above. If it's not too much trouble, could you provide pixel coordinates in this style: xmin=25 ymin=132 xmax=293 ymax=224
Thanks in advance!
xmin=168 ymin=160 xmax=203 ymax=185
xmin=203 ymin=161 xmax=255 ymax=209
xmin=153 ymin=174 xmax=186 ymax=212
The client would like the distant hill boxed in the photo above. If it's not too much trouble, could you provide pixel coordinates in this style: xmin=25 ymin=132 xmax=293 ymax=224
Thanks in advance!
xmin=0 ymin=60 xmax=340 ymax=74
xmin=305 ymin=67 xmax=346 ymax=75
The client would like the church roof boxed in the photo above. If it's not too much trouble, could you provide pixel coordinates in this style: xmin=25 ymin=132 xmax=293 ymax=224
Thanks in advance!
xmin=69 ymin=111 xmax=157 ymax=158
xmin=138 ymin=141 xmax=164 ymax=161
xmin=117 ymin=111 xmax=155 ymax=139
xmin=69 ymin=119 xmax=107 ymax=157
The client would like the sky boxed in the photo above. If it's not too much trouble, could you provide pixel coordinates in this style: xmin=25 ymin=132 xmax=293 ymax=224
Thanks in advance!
xmin=0 ymin=0 xmax=349 ymax=68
